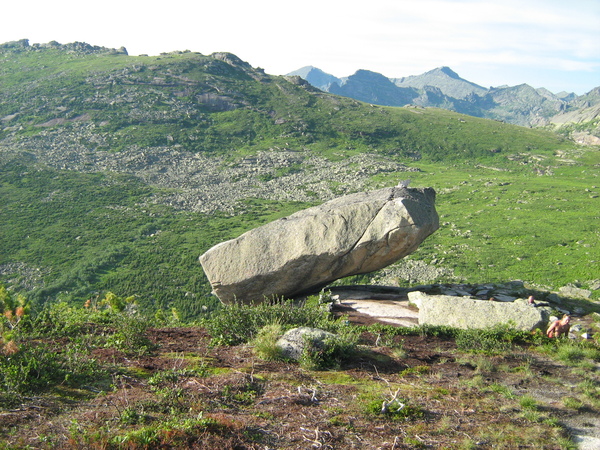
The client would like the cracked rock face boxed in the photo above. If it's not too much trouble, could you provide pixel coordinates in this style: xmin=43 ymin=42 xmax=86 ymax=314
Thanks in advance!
xmin=199 ymin=186 xmax=439 ymax=304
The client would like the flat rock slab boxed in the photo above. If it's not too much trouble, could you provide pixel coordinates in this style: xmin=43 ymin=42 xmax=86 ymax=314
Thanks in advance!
xmin=418 ymin=295 xmax=549 ymax=330
xmin=340 ymin=299 xmax=418 ymax=327
xmin=330 ymin=287 xmax=418 ymax=327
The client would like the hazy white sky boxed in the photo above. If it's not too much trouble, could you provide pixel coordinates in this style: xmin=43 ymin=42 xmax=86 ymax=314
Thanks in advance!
xmin=2 ymin=0 xmax=599 ymax=94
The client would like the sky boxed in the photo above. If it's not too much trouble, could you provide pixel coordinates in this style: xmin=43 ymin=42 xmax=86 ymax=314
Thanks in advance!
xmin=2 ymin=0 xmax=599 ymax=95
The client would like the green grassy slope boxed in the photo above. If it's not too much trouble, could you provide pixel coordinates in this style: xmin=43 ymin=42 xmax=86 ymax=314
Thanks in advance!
xmin=0 ymin=42 xmax=568 ymax=161
xmin=0 ymin=41 xmax=597 ymax=319
xmin=367 ymin=153 xmax=600 ymax=289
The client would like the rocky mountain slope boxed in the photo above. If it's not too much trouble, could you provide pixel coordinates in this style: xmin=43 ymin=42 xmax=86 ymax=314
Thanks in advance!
xmin=1 ymin=39 xmax=569 ymax=213
xmin=289 ymin=65 xmax=600 ymax=135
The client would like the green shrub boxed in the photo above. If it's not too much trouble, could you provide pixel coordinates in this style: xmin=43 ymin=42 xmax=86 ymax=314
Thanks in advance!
xmin=33 ymin=297 xmax=156 ymax=356
xmin=363 ymin=396 xmax=424 ymax=421
xmin=109 ymin=415 xmax=222 ymax=448
xmin=0 ymin=285 xmax=31 ymax=341
xmin=363 ymin=323 xmax=458 ymax=339
xmin=202 ymin=297 xmax=349 ymax=346
xmin=105 ymin=312 xmax=156 ymax=356
xmin=455 ymin=324 xmax=531 ymax=354
xmin=119 ymin=406 xmax=148 ymax=425
xmin=0 ymin=341 xmax=105 ymax=397
xmin=298 ymin=332 xmax=358 ymax=370
xmin=519 ymin=394 xmax=538 ymax=410
xmin=221 ymin=378 xmax=264 ymax=406
xmin=251 ymin=324 xmax=284 ymax=360
xmin=33 ymin=300 xmax=117 ymax=337
xmin=551 ymin=341 xmax=600 ymax=367
xmin=487 ymin=383 xmax=515 ymax=399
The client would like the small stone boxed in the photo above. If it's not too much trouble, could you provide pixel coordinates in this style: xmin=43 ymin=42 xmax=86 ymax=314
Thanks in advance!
xmin=493 ymin=294 xmax=517 ymax=302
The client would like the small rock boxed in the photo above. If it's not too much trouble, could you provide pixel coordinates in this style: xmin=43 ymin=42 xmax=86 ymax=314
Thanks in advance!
xmin=559 ymin=285 xmax=592 ymax=299
xmin=418 ymin=294 xmax=549 ymax=331
xmin=493 ymin=294 xmax=517 ymax=302
xmin=276 ymin=327 xmax=337 ymax=361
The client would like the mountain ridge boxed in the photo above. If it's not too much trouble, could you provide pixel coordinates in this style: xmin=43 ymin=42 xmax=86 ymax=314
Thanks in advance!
xmin=288 ymin=65 xmax=600 ymax=137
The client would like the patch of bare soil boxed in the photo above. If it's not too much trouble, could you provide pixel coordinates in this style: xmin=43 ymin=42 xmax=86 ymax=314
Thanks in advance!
xmin=1 ymin=313 xmax=599 ymax=449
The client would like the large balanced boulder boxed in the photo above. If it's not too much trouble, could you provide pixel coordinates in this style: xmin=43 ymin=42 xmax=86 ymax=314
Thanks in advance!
xmin=199 ymin=186 xmax=439 ymax=304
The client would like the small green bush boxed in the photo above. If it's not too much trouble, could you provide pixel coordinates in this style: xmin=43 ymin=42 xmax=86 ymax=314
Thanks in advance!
xmin=455 ymin=324 xmax=531 ymax=354
xmin=363 ymin=397 xmax=424 ymax=421
xmin=105 ymin=312 xmax=156 ymax=356
xmin=0 ymin=341 xmax=105 ymax=396
xmin=298 ymin=333 xmax=358 ymax=370
xmin=203 ymin=297 xmax=349 ymax=346
xmin=119 ymin=406 xmax=147 ymax=425
xmin=109 ymin=415 xmax=222 ymax=448
xmin=488 ymin=383 xmax=515 ymax=399
xmin=252 ymin=324 xmax=284 ymax=360
xmin=519 ymin=394 xmax=538 ymax=410
xmin=552 ymin=341 xmax=600 ymax=366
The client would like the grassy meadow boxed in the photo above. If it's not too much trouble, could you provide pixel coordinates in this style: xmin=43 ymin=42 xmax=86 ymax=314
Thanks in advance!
xmin=371 ymin=148 xmax=600 ymax=291
xmin=1 ymin=144 xmax=598 ymax=320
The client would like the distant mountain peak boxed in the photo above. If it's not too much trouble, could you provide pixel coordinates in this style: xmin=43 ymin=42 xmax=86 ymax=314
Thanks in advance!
xmin=288 ymin=66 xmax=319 ymax=78
xmin=351 ymin=69 xmax=392 ymax=81
xmin=438 ymin=66 xmax=460 ymax=79
xmin=392 ymin=67 xmax=487 ymax=100
xmin=287 ymin=66 xmax=341 ymax=91
xmin=286 ymin=63 xmax=598 ymax=128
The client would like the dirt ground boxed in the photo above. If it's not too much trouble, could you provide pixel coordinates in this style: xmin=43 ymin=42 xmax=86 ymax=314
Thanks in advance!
xmin=1 ymin=306 xmax=599 ymax=449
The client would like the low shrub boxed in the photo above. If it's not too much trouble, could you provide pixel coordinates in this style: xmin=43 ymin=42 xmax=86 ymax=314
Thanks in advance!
xmin=105 ymin=312 xmax=157 ymax=356
xmin=551 ymin=341 xmax=600 ymax=366
xmin=363 ymin=396 xmax=424 ymax=421
xmin=298 ymin=332 xmax=358 ymax=370
xmin=455 ymin=324 xmax=533 ymax=354
xmin=0 ymin=341 xmax=106 ymax=397
xmin=203 ymin=296 xmax=349 ymax=346
xmin=109 ymin=415 xmax=223 ymax=448
xmin=251 ymin=324 xmax=285 ymax=360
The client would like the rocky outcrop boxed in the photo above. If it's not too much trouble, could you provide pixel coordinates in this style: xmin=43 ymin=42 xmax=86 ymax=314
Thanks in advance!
xmin=199 ymin=186 xmax=439 ymax=304
xmin=0 ymin=39 xmax=127 ymax=55
xmin=0 ymin=141 xmax=418 ymax=215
